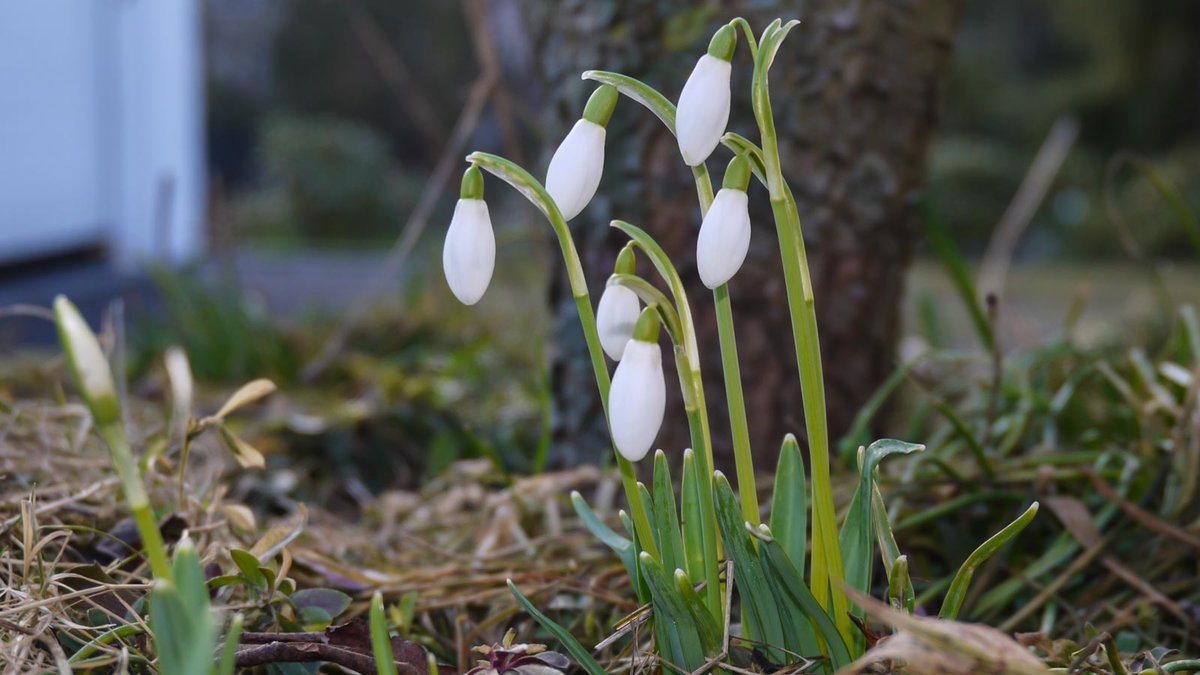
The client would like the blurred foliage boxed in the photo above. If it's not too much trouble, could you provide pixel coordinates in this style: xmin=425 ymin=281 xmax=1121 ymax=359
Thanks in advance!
xmin=232 ymin=114 xmax=425 ymax=243
xmin=931 ymin=0 xmax=1200 ymax=258
xmin=129 ymin=266 xmax=548 ymax=489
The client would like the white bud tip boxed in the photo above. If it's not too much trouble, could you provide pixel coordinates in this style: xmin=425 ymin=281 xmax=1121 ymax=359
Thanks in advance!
xmin=443 ymin=199 xmax=496 ymax=305
xmin=697 ymin=189 xmax=751 ymax=288
xmin=608 ymin=340 xmax=665 ymax=462
xmin=596 ymin=284 xmax=641 ymax=360
xmin=676 ymin=55 xmax=732 ymax=167
xmin=545 ymin=119 xmax=606 ymax=221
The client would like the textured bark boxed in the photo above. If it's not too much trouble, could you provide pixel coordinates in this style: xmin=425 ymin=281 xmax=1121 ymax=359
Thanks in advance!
xmin=509 ymin=0 xmax=962 ymax=470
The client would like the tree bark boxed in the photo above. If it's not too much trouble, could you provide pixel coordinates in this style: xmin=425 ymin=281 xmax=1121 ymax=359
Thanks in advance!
xmin=509 ymin=0 xmax=962 ymax=470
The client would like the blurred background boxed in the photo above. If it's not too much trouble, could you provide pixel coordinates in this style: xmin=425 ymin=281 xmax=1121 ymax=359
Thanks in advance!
xmin=1 ymin=0 xmax=1198 ymax=483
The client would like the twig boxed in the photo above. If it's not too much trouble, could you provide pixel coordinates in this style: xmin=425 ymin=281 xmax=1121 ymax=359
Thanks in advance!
xmin=234 ymin=641 xmax=421 ymax=675
xmin=978 ymin=116 xmax=1079 ymax=299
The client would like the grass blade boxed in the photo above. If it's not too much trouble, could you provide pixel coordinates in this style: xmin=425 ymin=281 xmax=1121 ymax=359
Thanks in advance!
xmin=507 ymin=580 xmax=607 ymax=675
xmin=920 ymin=199 xmax=994 ymax=351
xmin=939 ymin=502 xmax=1040 ymax=620
xmin=652 ymin=451 xmax=686 ymax=575
xmin=370 ymin=591 xmax=399 ymax=675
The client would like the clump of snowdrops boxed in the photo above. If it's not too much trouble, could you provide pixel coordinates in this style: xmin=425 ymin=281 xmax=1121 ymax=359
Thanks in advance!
xmin=444 ymin=17 xmax=1043 ymax=674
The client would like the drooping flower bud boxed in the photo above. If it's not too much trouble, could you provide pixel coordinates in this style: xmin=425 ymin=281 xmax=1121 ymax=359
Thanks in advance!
xmin=608 ymin=308 xmax=665 ymax=462
xmin=596 ymin=244 xmax=641 ymax=360
xmin=676 ymin=24 xmax=735 ymax=166
xmin=53 ymin=295 xmax=121 ymax=427
xmin=545 ymin=85 xmax=617 ymax=221
xmin=443 ymin=166 xmax=496 ymax=305
xmin=697 ymin=156 xmax=752 ymax=288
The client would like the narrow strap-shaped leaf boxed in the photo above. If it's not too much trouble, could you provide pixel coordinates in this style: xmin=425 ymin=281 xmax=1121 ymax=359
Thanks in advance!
xmin=582 ymin=70 xmax=675 ymax=132
xmin=872 ymin=484 xmax=914 ymax=613
xmin=680 ymin=449 xmax=707 ymax=587
xmin=369 ymin=591 xmax=399 ymax=675
xmin=839 ymin=439 xmax=924 ymax=611
xmin=673 ymin=568 xmax=722 ymax=652
xmin=216 ymin=613 xmax=244 ymax=675
xmin=571 ymin=491 xmax=639 ymax=592
xmin=758 ymin=536 xmax=853 ymax=669
xmin=887 ymin=556 xmax=913 ymax=614
xmin=507 ymin=581 xmax=607 ymax=675
xmin=637 ymin=482 xmax=662 ymax=560
xmin=770 ymin=434 xmax=807 ymax=578
xmin=939 ymin=502 xmax=1040 ymax=620
xmin=652 ymin=451 xmax=686 ymax=575
xmin=639 ymin=552 xmax=708 ymax=670
xmin=712 ymin=472 xmax=786 ymax=663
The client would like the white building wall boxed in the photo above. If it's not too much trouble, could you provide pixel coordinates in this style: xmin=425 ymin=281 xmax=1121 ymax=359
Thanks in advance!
xmin=0 ymin=0 xmax=204 ymax=269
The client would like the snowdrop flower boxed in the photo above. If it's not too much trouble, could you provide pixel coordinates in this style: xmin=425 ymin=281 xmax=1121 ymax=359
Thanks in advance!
xmin=697 ymin=155 xmax=752 ymax=288
xmin=545 ymin=85 xmax=617 ymax=221
xmin=609 ymin=308 xmax=665 ymax=462
xmin=676 ymin=24 xmax=736 ymax=166
xmin=53 ymin=295 xmax=120 ymax=427
xmin=443 ymin=166 xmax=496 ymax=305
xmin=596 ymin=245 xmax=641 ymax=360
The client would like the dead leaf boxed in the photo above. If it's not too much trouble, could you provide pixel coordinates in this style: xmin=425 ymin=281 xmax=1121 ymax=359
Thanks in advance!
xmin=839 ymin=591 xmax=1048 ymax=675
xmin=214 ymin=378 xmax=277 ymax=420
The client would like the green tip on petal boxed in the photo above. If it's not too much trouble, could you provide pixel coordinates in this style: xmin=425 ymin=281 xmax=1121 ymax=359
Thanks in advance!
xmin=582 ymin=84 xmax=619 ymax=127
xmin=460 ymin=165 xmax=485 ymax=200
xmin=722 ymin=155 xmax=752 ymax=191
xmin=707 ymin=23 xmax=737 ymax=61
xmin=614 ymin=243 xmax=637 ymax=275
xmin=632 ymin=306 xmax=661 ymax=343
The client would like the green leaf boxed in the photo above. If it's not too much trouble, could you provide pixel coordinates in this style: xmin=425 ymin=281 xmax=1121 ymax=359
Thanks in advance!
xmin=712 ymin=472 xmax=786 ymax=663
xmin=887 ymin=555 xmax=913 ymax=614
xmin=230 ymin=549 xmax=266 ymax=591
xmin=299 ymin=606 xmax=334 ymax=631
xmin=291 ymin=588 xmax=352 ymax=619
xmin=839 ymin=439 xmax=924 ymax=608
xmin=507 ymin=580 xmax=607 ymax=675
xmin=217 ymin=613 xmax=244 ymax=675
xmin=673 ymin=568 xmax=722 ymax=652
xmin=770 ymin=434 xmax=807 ymax=578
xmin=571 ymin=491 xmax=637 ymax=586
xmin=581 ymin=70 xmax=675 ymax=132
xmin=872 ymin=485 xmax=912 ymax=613
xmin=639 ymin=552 xmax=709 ymax=670
xmin=652 ymin=451 xmax=686 ymax=575
xmin=679 ymin=449 xmax=707 ymax=588
xmin=369 ymin=591 xmax=399 ymax=675
xmin=939 ymin=502 xmax=1040 ymax=620
xmin=757 ymin=533 xmax=853 ymax=668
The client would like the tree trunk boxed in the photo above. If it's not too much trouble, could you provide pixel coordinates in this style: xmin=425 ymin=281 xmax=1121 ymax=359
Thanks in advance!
xmin=508 ymin=0 xmax=962 ymax=470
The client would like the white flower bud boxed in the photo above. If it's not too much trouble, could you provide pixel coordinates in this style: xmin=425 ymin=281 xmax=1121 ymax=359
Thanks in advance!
xmin=676 ymin=54 xmax=732 ymax=167
xmin=53 ymin=295 xmax=121 ymax=427
xmin=442 ymin=198 xmax=495 ymax=305
xmin=696 ymin=188 xmax=751 ymax=288
xmin=545 ymin=119 xmax=606 ymax=221
xmin=596 ymin=283 xmax=641 ymax=360
xmin=608 ymin=339 xmax=665 ymax=462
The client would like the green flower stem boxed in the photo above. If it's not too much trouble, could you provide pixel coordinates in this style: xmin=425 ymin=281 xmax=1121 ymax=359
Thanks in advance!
xmin=714 ymin=285 xmax=759 ymax=526
xmin=97 ymin=422 xmax=172 ymax=582
xmin=750 ymin=20 xmax=852 ymax=644
xmin=467 ymin=151 xmax=658 ymax=561
xmin=692 ymin=155 xmax=759 ymax=529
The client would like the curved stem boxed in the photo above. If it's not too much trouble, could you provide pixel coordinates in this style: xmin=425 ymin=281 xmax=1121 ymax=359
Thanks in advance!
xmin=467 ymin=152 xmax=658 ymax=560
xmin=98 ymin=423 xmax=172 ymax=581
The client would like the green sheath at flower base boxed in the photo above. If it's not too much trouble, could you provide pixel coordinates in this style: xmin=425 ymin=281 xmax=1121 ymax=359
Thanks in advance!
xmin=707 ymin=23 xmax=737 ymax=62
xmin=582 ymin=84 xmax=619 ymax=127
xmin=614 ymin=243 xmax=637 ymax=276
xmin=53 ymin=296 xmax=121 ymax=427
xmin=631 ymin=306 xmax=661 ymax=343
xmin=722 ymin=155 xmax=752 ymax=192
xmin=460 ymin=165 xmax=484 ymax=200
